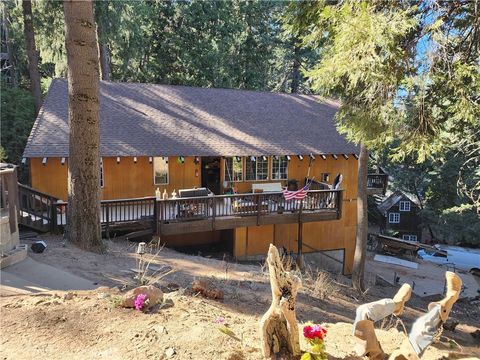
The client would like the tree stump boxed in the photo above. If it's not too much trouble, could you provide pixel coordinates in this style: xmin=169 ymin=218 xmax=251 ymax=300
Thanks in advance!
xmin=260 ymin=244 xmax=302 ymax=358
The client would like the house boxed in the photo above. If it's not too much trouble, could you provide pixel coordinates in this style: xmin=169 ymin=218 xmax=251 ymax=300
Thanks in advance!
xmin=23 ymin=78 xmax=361 ymax=273
xmin=377 ymin=190 xmax=422 ymax=242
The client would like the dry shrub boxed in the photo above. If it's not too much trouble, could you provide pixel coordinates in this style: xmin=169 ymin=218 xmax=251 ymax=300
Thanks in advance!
xmin=304 ymin=267 xmax=338 ymax=300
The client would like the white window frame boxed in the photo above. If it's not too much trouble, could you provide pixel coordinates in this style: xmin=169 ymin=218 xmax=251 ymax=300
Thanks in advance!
xmin=402 ymin=234 xmax=418 ymax=242
xmin=271 ymin=156 xmax=288 ymax=180
xmin=388 ymin=212 xmax=400 ymax=223
xmin=153 ymin=157 xmax=169 ymax=185
xmin=399 ymin=201 xmax=411 ymax=212
xmin=224 ymin=157 xmax=243 ymax=182
xmin=245 ymin=156 xmax=269 ymax=181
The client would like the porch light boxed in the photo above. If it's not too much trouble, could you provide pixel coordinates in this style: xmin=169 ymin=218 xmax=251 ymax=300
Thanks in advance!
xmin=116 ymin=157 xmax=121 ymax=163
xmin=342 ymin=154 xmax=349 ymax=160
xmin=42 ymin=157 xmax=47 ymax=165
xmin=250 ymin=156 xmax=256 ymax=162
xmin=21 ymin=158 xmax=27 ymax=165
xmin=332 ymin=154 xmax=338 ymax=160
xmin=298 ymin=155 xmax=304 ymax=161
xmin=309 ymin=154 xmax=315 ymax=160
xmin=61 ymin=157 xmax=66 ymax=165
xmin=194 ymin=156 xmax=200 ymax=164
xmin=353 ymin=154 xmax=359 ymax=160
xmin=235 ymin=156 xmax=241 ymax=162
xmin=286 ymin=155 xmax=291 ymax=161
xmin=100 ymin=157 xmax=103 ymax=164
xmin=149 ymin=157 xmax=153 ymax=163
xmin=178 ymin=156 xmax=185 ymax=163
xmin=273 ymin=155 xmax=279 ymax=160
xmin=320 ymin=154 xmax=327 ymax=160
xmin=262 ymin=156 xmax=267 ymax=161
xmin=133 ymin=157 xmax=138 ymax=163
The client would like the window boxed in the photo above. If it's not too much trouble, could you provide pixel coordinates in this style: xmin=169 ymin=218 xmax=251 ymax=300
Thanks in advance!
xmin=153 ymin=157 xmax=169 ymax=184
xmin=245 ymin=156 xmax=268 ymax=181
xmin=100 ymin=160 xmax=104 ymax=188
xmin=224 ymin=157 xmax=243 ymax=182
xmin=388 ymin=212 xmax=400 ymax=223
xmin=272 ymin=156 xmax=288 ymax=180
xmin=399 ymin=201 xmax=411 ymax=211
xmin=402 ymin=234 xmax=418 ymax=242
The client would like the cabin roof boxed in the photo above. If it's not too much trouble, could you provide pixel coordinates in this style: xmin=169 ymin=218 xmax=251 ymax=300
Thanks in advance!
xmin=23 ymin=78 xmax=359 ymax=158
xmin=377 ymin=190 xmax=418 ymax=215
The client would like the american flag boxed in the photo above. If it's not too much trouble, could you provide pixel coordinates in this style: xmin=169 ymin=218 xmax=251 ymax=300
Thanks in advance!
xmin=282 ymin=182 xmax=311 ymax=201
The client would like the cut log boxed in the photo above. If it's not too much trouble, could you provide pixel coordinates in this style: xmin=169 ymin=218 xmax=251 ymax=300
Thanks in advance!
xmin=260 ymin=244 xmax=301 ymax=358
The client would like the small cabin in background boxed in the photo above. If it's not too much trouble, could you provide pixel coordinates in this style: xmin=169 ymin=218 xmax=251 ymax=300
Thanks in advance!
xmin=23 ymin=79 xmax=362 ymax=273
xmin=377 ymin=190 xmax=422 ymax=242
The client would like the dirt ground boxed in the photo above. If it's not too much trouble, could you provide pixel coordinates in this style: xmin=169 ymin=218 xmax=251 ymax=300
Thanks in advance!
xmin=1 ymin=234 xmax=479 ymax=359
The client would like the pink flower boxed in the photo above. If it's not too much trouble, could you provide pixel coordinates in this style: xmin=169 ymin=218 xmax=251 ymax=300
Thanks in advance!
xmin=303 ymin=324 xmax=327 ymax=340
xmin=215 ymin=317 xmax=225 ymax=324
xmin=134 ymin=293 xmax=148 ymax=311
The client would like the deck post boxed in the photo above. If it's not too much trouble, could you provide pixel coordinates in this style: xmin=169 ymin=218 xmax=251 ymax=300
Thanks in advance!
xmin=256 ymin=194 xmax=261 ymax=226
xmin=105 ymin=202 xmax=110 ymax=239
xmin=153 ymin=199 xmax=158 ymax=235
xmin=50 ymin=199 xmax=57 ymax=233
xmin=336 ymin=190 xmax=343 ymax=219
xmin=297 ymin=199 xmax=304 ymax=269
xmin=211 ymin=197 xmax=216 ymax=231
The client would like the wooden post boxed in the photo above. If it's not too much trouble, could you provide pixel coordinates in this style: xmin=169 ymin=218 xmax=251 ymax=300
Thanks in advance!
xmin=105 ymin=202 xmax=110 ymax=239
xmin=297 ymin=199 xmax=304 ymax=269
xmin=260 ymin=244 xmax=302 ymax=358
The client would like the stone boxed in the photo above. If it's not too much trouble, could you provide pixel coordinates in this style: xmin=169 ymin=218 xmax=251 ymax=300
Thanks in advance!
xmin=121 ymin=285 xmax=163 ymax=309
xmin=165 ymin=347 xmax=176 ymax=358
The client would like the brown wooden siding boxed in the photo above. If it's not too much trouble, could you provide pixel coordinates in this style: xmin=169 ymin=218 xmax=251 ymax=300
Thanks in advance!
xmin=29 ymin=154 xmax=357 ymax=273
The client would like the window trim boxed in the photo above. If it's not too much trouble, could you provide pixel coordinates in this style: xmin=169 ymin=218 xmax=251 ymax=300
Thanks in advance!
xmin=245 ymin=156 xmax=269 ymax=182
xmin=271 ymin=156 xmax=289 ymax=180
xmin=388 ymin=212 xmax=400 ymax=223
xmin=399 ymin=201 xmax=411 ymax=212
xmin=224 ymin=157 xmax=244 ymax=182
xmin=153 ymin=157 xmax=169 ymax=185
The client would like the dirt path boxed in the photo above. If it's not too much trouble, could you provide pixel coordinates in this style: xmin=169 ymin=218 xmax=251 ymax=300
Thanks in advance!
xmin=1 ymin=235 xmax=479 ymax=359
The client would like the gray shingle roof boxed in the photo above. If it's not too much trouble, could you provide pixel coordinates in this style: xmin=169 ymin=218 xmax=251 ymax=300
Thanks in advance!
xmin=23 ymin=78 xmax=358 ymax=158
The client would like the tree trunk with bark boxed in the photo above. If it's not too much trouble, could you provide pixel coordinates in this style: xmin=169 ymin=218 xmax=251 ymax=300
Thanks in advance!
xmin=290 ymin=45 xmax=301 ymax=94
xmin=96 ymin=21 xmax=110 ymax=80
xmin=352 ymin=143 xmax=368 ymax=292
xmin=64 ymin=0 xmax=102 ymax=252
xmin=3 ymin=4 xmax=17 ymax=87
xmin=260 ymin=244 xmax=302 ymax=358
xmin=22 ymin=0 xmax=42 ymax=114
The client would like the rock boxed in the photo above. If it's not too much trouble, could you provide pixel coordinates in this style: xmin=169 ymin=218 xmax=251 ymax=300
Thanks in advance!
xmin=165 ymin=347 xmax=176 ymax=358
xmin=121 ymin=285 xmax=163 ymax=309
xmin=192 ymin=280 xmax=224 ymax=300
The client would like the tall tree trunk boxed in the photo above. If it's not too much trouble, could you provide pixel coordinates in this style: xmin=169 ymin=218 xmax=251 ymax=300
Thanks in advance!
xmin=96 ymin=21 xmax=110 ymax=80
xmin=64 ymin=0 xmax=102 ymax=252
xmin=352 ymin=143 xmax=368 ymax=292
xmin=3 ymin=4 xmax=17 ymax=87
xmin=98 ymin=43 xmax=110 ymax=81
xmin=290 ymin=45 xmax=300 ymax=93
xmin=22 ymin=0 xmax=42 ymax=114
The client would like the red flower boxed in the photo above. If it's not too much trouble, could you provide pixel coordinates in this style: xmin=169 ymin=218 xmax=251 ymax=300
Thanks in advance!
xmin=303 ymin=324 xmax=327 ymax=340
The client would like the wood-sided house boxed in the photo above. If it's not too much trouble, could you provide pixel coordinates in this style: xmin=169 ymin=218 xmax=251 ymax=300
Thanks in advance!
xmin=23 ymin=79 xmax=360 ymax=273
xmin=377 ymin=190 xmax=422 ymax=242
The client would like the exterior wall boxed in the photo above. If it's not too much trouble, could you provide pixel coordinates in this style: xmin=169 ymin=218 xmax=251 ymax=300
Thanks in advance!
xmin=384 ymin=198 xmax=422 ymax=242
xmin=29 ymin=154 xmax=358 ymax=273
xmin=30 ymin=156 xmax=201 ymax=201
xmin=233 ymin=156 xmax=358 ymax=275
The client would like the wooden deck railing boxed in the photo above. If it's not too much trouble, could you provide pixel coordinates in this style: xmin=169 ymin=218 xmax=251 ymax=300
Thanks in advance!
xmin=18 ymin=184 xmax=343 ymax=236
xmin=367 ymin=173 xmax=388 ymax=194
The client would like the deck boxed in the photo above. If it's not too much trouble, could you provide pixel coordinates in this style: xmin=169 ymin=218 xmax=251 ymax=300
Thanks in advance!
xmin=18 ymin=184 xmax=343 ymax=236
